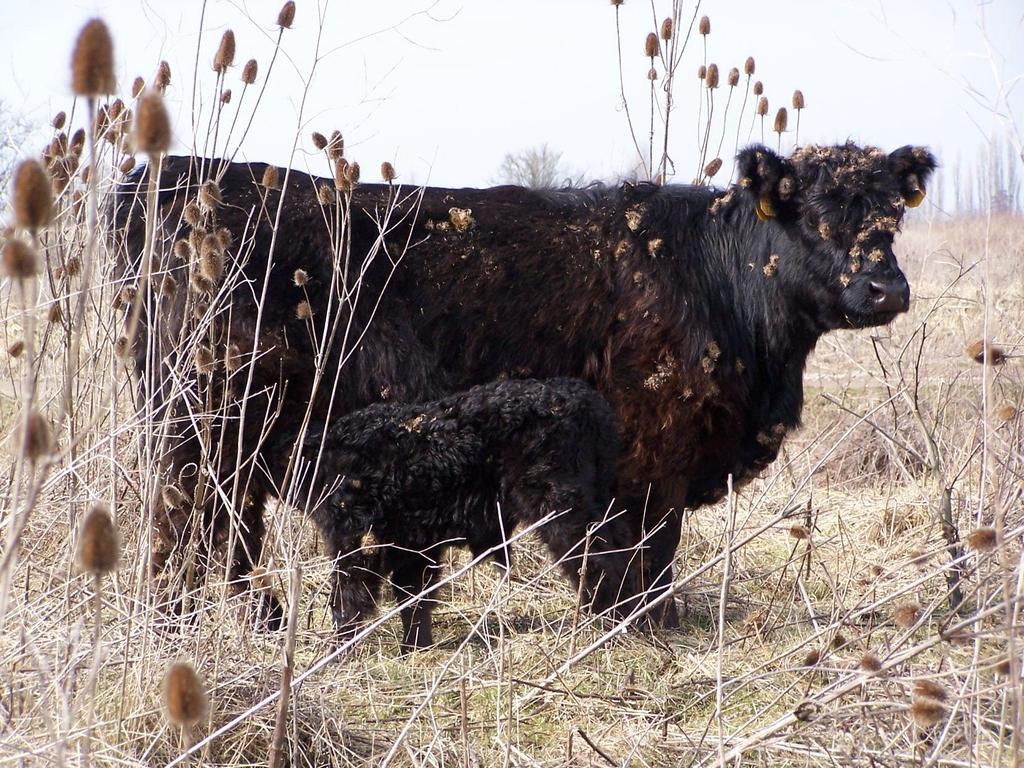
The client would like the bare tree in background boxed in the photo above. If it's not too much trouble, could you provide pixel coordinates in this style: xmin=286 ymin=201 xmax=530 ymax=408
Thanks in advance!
xmin=0 ymin=100 xmax=36 ymax=207
xmin=495 ymin=144 xmax=582 ymax=188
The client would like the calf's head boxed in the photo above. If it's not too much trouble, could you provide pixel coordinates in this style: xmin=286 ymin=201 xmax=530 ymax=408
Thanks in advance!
xmin=735 ymin=142 xmax=936 ymax=330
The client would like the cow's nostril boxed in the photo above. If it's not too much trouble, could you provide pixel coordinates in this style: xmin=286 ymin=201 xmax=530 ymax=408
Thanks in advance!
xmin=868 ymin=279 xmax=909 ymax=313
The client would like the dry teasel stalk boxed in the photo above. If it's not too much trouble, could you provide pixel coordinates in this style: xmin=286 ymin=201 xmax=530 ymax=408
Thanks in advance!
xmin=242 ymin=58 xmax=258 ymax=85
xmin=2 ymin=238 xmax=39 ymax=279
xmin=277 ymin=0 xmax=296 ymax=28
xmin=699 ymin=15 xmax=710 ymax=35
xmin=744 ymin=56 xmax=755 ymax=75
xmin=311 ymin=131 xmax=328 ymax=150
xmin=660 ymin=18 xmax=672 ymax=41
xmin=76 ymin=503 xmax=120 ymax=575
xmin=262 ymin=165 xmax=280 ymax=189
xmin=644 ymin=32 xmax=660 ymax=58
xmin=164 ymin=662 xmax=209 ymax=727
xmin=133 ymin=90 xmax=171 ymax=154
xmin=155 ymin=60 xmax=172 ymax=91
xmin=966 ymin=526 xmax=997 ymax=553
xmin=13 ymin=160 xmax=53 ymax=232
xmin=72 ymin=19 xmax=116 ymax=96
xmin=213 ymin=30 xmax=236 ymax=74
xmin=380 ymin=161 xmax=396 ymax=183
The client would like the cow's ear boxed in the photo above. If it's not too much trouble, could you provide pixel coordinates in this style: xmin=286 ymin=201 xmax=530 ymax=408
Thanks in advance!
xmin=888 ymin=145 xmax=937 ymax=208
xmin=735 ymin=145 xmax=799 ymax=222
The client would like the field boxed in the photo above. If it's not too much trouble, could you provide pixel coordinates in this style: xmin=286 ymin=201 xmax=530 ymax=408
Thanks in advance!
xmin=2 ymin=8 xmax=1023 ymax=768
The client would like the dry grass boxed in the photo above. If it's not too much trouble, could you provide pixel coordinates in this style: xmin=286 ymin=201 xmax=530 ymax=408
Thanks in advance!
xmin=1 ymin=7 xmax=1022 ymax=768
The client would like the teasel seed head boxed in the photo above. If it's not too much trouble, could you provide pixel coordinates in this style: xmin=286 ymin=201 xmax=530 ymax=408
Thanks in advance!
xmin=13 ymin=160 xmax=54 ymax=232
xmin=242 ymin=58 xmax=258 ymax=85
xmin=76 ymin=503 xmax=120 ymax=575
xmin=24 ymin=410 xmax=54 ymax=461
xmin=317 ymin=183 xmax=334 ymax=206
xmin=333 ymin=158 xmax=349 ymax=191
xmin=8 ymin=340 xmax=25 ymax=358
xmin=697 ymin=64 xmax=706 ymax=80
xmin=698 ymin=15 xmax=710 ymax=35
xmin=965 ymin=339 xmax=1005 ymax=365
xmin=160 ymin=273 xmax=178 ymax=298
xmin=966 ymin=526 xmax=997 ymax=553
xmin=753 ymin=80 xmax=763 ymax=96
xmin=910 ymin=693 xmax=947 ymax=729
xmin=277 ymin=1 xmax=296 ymax=29
xmin=155 ymin=60 xmax=172 ymax=92
xmin=859 ymin=652 xmax=883 ymax=673
xmin=703 ymin=158 xmax=722 ymax=178
xmin=346 ymin=161 xmax=360 ymax=186
xmin=610 ymin=0 xmax=624 ymax=5
xmin=161 ymin=484 xmax=188 ymax=511
xmin=198 ymin=180 xmax=221 ymax=212
xmin=295 ymin=300 xmax=312 ymax=320
xmin=802 ymin=648 xmax=821 ymax=667
xmin=63 ymin=255 xmax=82 ymax=278
xmin=190 ymin=271 xmax=215 ymax=295
xmin=311 ymin=131 xmax=327 ymax=150
xmin=183 ymin=202 xmax=203 ymax=228
xmin=327 ymin=130 xmax=344 ymax=160
xmin=164 ymin=662 xmax=208 ymax=727
xmin=893 ymin=602 xmax=921 ymax=629
xmin=705 ymin=63 xmax=719 ymax=89
xmin=756 ymin=96 xmax=768 ymax=116
xmin=293 ymin=268 xmax=308 ymax=286
xmin=70 ymin=128 xmax=86 ymax=155
xmin=744 ymin=56 xmax=755 ymax=76
xmin=199 ymin=234 xmax=225 ymax=282
xmin=262 ymin=165 xmax=280 ymax=189
xmin=195 ymin=345 xmax=215 ymax=375
xmin=913 ymin=679 xmax=947 ymax=703
xmin=2 ymin=238 xmax=39 ymax=279
xmin=644 ymin=32 xmax=660 ymax=58
xmin=52 ymin=111 xmax=67 ymax=130
xmin=995 ymin=658 xmax=1012 ymax=677
xmin=996 ymin=404 xmax=1017 ymax=422
xmin=133 ymin=90 xmax=172 ymax=154
xmin=788 ymin=524 xmax=809 ymax=540
xmin=380 ymin=161 xmax=396 ymax=182
xmin=660 ymin=18 xmax=672 ymax=41
xmin=71 ymin=19 xmax=116 ymax=96
xmin=774 ymin=107 xmax=788 ymax=134
xmin=113 ymin=335 xmax=133 ymax=359
xmin=213 ymin=30 xmax=236 ymax=74
xmin=647 ymin=67 xmax=658 ymax=81
xmin=792 ymin=89 xmax=805 ymax=110
xmin=131 ymin=76 xmax=145 ymax=98
xmin=220 ymin=89 xmax=232 ymax=105
xmin=728 ymin=67 xmax=739 ymax=87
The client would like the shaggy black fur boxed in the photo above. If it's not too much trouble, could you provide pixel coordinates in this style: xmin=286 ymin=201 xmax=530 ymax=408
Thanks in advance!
xmin=298 ymin=378 xmax=634 ymax=650
xmin=113 ymin=141 xmax=936 ymax=629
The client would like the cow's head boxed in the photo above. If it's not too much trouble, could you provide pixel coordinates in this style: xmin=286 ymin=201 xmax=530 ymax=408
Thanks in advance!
xmin=735 ymin=142 xmax=936 ymax=330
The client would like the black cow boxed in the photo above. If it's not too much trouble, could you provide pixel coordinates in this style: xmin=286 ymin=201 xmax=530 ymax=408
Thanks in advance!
xmin=114 ymin=141 xmax=935 ymax=628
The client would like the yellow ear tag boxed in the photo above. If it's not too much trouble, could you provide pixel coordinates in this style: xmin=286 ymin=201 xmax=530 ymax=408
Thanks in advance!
xmin=905 ymin=187 xmax=925 ymax=208
xmin=755 ymin=196 xmax=776 ymax=220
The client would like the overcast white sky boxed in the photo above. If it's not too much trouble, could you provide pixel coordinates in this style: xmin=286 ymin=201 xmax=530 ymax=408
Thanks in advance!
xmin=1 ymin=0 xmax=1021 ymax=208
